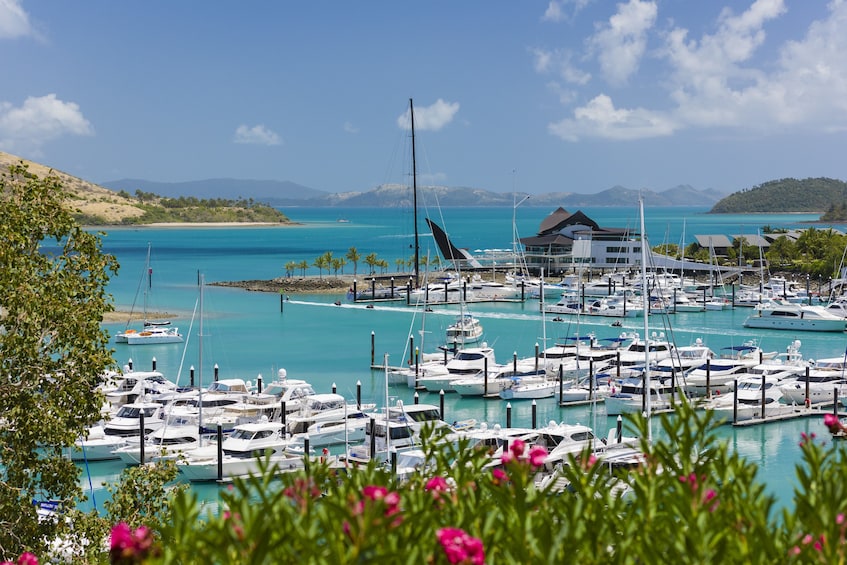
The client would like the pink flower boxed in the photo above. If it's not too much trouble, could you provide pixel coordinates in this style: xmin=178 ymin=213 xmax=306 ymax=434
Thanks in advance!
xmin=500 ymin=450 xmax=515 ymax=465
xmin=110 ymin=522 xmax=158 ymax=564
xmin=528 ymin=445 xmax=548 ymax=468
xmin=491 ymin=468 xmax=508 ymax=485
xmin=837 ymin=513 xmax=845 ymax=525
xmin=363 ymin=485 xmax=389 ymax=501
xmin=110 ymin=522 xmax=134 ymax=553
xmin=509 ymin=439 xmax=526 ymax=458
xmin=437 ymin=527 xmax=485 ymax=564
xmin=17 ymin=555 xmax=38 ymax=565
xmin=426 ymin=476 xmax=450 ymax=492
xmin=354 ymin=485 xmax=402 ymax=526
xmin=824 ymin=413 xmax=843 ymax=433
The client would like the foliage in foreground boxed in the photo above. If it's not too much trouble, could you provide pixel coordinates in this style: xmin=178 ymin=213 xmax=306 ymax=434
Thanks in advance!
xmin=95 ymin=403 xmax=846 ymax=564
xmin=0 ymin=163 xmax=117 ymax=559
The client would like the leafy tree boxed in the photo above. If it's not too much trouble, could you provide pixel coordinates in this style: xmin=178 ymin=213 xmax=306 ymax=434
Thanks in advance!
xmin=364 ymin=252 xmax=379 ymax=275
xmin=0 ymin=163 xmax=118 ymax=558
xmin=346 ymin=247 xmax=361 ymax=276
xmin=765 ymin=236 xmax=797 ymax=268
xmin=298 ymin=260 xmax=309 ymax=277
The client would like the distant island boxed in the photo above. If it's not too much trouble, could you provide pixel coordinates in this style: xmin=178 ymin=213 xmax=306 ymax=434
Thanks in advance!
xmin=104 ymin=178 xmax=727 ymax=208
xmin=5 ymin=149 xmax=845 ymax=221
xmin=0 ymin=151 xmax=290 ymax=226
xmin=708 ymin=177 xmax=847 ymax=215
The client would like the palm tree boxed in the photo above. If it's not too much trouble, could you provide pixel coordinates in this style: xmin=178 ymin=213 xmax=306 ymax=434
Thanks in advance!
xmin=346 ymin=247 xmax=360 ymax=276
xmin=364 ymin=252 xmax=378 ymax=275
xmin=298 ymin=260 xmax=309 ymax=277
xmin=395 ymin=258 xmax=406 ymax=273
xmin=313 ymin=254 xmax=330 ymax=279
xmin=331 ymin=257 xmax=345 ymax=277
xmin=284 ymin=261 xmax=297 ymax=278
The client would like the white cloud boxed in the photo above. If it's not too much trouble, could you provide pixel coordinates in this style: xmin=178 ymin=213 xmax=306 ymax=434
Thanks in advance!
xmin=660 ymin=0 xmax=787 ymax=128
xmin=343 ymin=121 xmax=358 ymax=134
xmin=397 ymin=99 xmax=460 ymax=131
xmin=531 ymin=47 xmax=591 ymax=85
xmin=0 ymin=94 xmax=93 ymax=155
xmin=0 ymin=0 xmax=33 ymax=39
xmin=542 ymin=0 xmax=592 ymax=23
xmin=233 ymin=124 xmax=280 ymax=145
xmin=547 ymin=0 xmax=847 ymax=141
xmin=548 ymin=94 xmax=675 ymax=141
xmin=587 ymin=0 xmax=657 ymax=86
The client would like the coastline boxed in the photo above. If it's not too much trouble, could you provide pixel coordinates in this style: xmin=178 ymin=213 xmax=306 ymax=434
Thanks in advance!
xmin=102 ymin=310 xmax=175 ymax=323
xmin=86 ymin=221 xmax=300 ymax=229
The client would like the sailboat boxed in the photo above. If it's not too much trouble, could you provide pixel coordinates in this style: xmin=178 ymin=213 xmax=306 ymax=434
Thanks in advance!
xmin=114 ymin=243 xmax=183 ymax=345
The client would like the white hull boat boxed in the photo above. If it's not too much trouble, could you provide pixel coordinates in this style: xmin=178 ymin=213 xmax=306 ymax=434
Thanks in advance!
xmin=744 ymin=303 xmax=847 ymax=332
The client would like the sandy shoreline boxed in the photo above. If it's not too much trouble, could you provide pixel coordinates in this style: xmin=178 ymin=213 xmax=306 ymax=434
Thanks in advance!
xmin=102 ymin=310 xmax=175 ymax=323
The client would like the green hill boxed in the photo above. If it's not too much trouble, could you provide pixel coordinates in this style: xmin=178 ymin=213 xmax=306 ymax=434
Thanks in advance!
xmin=709 ymin=177 xmax=847 ymax=213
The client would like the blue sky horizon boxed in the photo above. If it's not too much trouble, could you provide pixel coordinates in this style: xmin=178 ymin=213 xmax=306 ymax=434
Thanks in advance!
xmin=2 ymin=1 xmax=846 ymax=196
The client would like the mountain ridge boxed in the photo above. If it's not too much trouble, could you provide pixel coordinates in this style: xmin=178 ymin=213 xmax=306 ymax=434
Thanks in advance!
xmin=104 ymin=178 xmax=726 ymax=208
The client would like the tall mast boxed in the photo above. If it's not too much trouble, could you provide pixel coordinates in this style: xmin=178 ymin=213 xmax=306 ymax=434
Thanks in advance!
xmin=411 ymin=98 xmax=420 ymax=289
xmin=639 ymin=196 xmax=652 ymax=441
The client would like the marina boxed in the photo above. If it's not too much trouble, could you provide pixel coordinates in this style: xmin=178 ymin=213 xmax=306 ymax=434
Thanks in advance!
xmin=82 ymin=205 xmax=847 ymax=514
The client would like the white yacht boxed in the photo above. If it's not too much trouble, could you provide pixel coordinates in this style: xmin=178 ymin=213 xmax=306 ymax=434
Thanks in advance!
xmin=175 ymin=419 xmax=305 ymax=482
xmin=743 ymin=303 xmax=847 ymax=332
xmin=704 ymin=375 xmax=796 ymax=423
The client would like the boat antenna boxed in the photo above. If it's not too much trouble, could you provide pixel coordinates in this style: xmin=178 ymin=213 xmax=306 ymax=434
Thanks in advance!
xmin=411 ymin=98 xmax=420 ymax=289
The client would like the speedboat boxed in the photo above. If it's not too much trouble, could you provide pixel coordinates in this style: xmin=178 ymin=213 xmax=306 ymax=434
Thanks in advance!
xmin=653 ymin=338 xmax=714 ymax=380
xmin=102 ymin=401 xmax=167 ymax=438
xmin=444 ymin=314 xmax=484 ymax=345
xmin=175 ymin=419 xmax=305 ymax=482
xmin=285 ymin=393 xmax=376 ymax=436
xmin=68 ymin=424 xmax=127 ymax=461
xmin=683 ymin=342 xmax=776 ymax=397
xmin=743 ymin=303 xmax=847 ymax=332
xmin=452 ymin=366 xmax=546 ymax=397
xmin=415 ymin=345 xmax=496 ymax=392
xmin=704 ymin=375 xmax=797 ymax=423
xmin=100 ymin=369 xmax=180 ymax=408
xmin=599 ymin=333 xmax=675 ymax=379
xmin=112 ymin=413 xmax=207 ymax=465
xmin=351 ymin=402 xmax=458 ymax=459
xmin=780 ymin=369 xmax=847 ymax=406
xmin=603 ymin=375 xmax=677 ymax=416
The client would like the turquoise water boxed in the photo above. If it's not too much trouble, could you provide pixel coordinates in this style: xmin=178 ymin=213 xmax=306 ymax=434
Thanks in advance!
xmin=80 ymin=206 xmax=841 ymax=514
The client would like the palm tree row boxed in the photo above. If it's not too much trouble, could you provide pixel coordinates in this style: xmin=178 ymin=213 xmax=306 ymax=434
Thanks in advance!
xmin=283 ymin=247 xmax=444 ymax=279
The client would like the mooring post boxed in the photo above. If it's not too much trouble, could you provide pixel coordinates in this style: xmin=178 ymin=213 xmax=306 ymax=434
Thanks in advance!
xmin=531 ymin=400 xmax=537 ymax=429
xmin=733 ymin=379 xmax=739 ymax=424
xmin=440 ymin=390 xmax=445 ymax=421
xmin=139 ymin=412 xmax=145 ymax=465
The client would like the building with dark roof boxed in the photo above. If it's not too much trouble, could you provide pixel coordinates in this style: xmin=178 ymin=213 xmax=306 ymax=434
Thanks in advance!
xmin=519 ymin=207 xmax=641 ymax=274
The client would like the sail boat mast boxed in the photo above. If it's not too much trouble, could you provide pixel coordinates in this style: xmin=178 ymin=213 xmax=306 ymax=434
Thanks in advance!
xmin=410 ymin=98 xmax=420 ymax=289
xmin=639 ymin=197 xmax=652 ymax=441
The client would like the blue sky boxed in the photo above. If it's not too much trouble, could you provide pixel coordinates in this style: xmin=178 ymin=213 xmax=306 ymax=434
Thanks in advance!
xmin=1 ymin=0 xmax=846 ymax=195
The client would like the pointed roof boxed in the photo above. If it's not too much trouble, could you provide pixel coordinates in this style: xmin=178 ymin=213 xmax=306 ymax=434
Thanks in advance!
xmin=537 ymin=208 xmax=600 ymax=235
